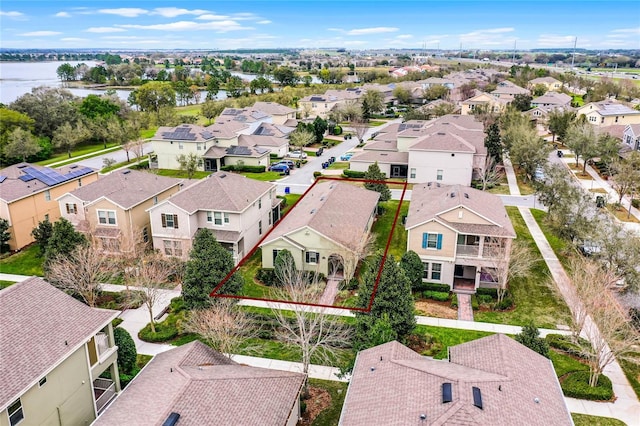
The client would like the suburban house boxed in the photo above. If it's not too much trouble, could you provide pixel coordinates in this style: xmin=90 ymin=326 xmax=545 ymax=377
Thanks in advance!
xmin=420 ymin=77 xmax=455 ymax=90
xmin=623 ymin=124 xmax=640 ymax=151
xmin=339 ymin=335 xmax=572 ymax=425
xmin=299 ymin=88 xmax=363 ymax=118
xmin=56 ymin=170 xmax=185 ymax=251
xmin=251 ymin=101 xmax=297 ymax=125
xmin=260 ymin=181 xmax=379 ymax=276
xmin=490 ymin=80 xmax=530 ymax=101
xmin=148 ymin=171 xmax=279 ymax=263
xmin=528 ymin=76 xmax=563 ymax=92
xmin=460 ymin=91 xmax=508 ymax=115
xmin=404 ymin=183 xmax=516 ymax=292
xmin=0 ymin=277 xmax=120 ymax=426
xmin=349 ymin=115 xmax=487 ymax=186
xmin=94 ymin=341 xmax=305 ymax=426
xmin=576 ymin=100 xmax=640 ymax=126
xmin=531 ymin=91 xmax=572 ymax=108
xmin=0 ymin=163 xmax=98 ymax=251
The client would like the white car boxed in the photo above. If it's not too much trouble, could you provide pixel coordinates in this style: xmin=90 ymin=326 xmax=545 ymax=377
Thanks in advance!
xmin=288 ymin=150 xmax=307 ymax=159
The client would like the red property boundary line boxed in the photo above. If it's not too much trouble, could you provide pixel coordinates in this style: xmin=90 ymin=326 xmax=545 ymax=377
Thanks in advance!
xmin=210 ymin=176 xmax=408 ymax=312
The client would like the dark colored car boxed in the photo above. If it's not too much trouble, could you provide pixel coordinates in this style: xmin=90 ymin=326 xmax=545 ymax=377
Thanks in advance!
xmin=316 ymin=147 xmax=324 ymax=156
xmin=269 ymin=163 xmax=290 ymax=174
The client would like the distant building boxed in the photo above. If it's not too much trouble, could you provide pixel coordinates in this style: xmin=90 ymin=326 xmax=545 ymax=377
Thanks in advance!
xmin=0 ymin=277 xmax=120 ymax=426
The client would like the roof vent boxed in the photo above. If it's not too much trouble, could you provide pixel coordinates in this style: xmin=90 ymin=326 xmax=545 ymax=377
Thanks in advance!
xmin=534 ymin=397 xmax=540 ymax=404
xmin=437 ymin=132 xmax=446 ymax=136
xmin=122 ymin=170 xmax=131 ymax=175
xmin=464 ymin=193 xmax=469 ymax=199
xmin=442 ymin=383 xmax=452 ymax=403
xmin=472 ymin=387 xmax=483 ymax=410
xmin=450 ymin=192 xmax=456 ymax=198
xmin=370 ymin=367 xmax=375 ymax=372
xmin=310 ymin=209 xmax=316 ymax=214
xmin=163 ymin=412 xmax=180 ymax=426
xmin=419 ymin=414 xmax=427 ymax=421
xmin=220 ymin=173 xmax=226 ymax=178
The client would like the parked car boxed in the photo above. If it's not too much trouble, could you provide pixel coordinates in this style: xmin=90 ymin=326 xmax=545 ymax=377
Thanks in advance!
xmin=595 ymin=195 xmax=606 ymax=208
xmin=533 ymin=166 xmax=545 ymax=181
xmin=316 ymin=147 xmax=324 ymax=156
xmin=340 ymin=152 xmax=354 ymax=161
xmin=578 ymin=240 xmax=602 ymax=257
xmin=288 ymin=150 xmax=307 ymax=159
xmin=277 ymin=160 xmax=295 ymax=169
xmin=269 ymin=163 xmax=290 ymax=174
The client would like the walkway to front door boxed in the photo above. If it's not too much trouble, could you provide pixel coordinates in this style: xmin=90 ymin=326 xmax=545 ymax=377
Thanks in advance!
xmin=456 ymin=293 xmax=474 ymax=321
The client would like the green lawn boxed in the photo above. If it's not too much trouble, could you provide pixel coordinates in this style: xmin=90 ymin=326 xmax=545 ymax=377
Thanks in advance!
xmin=619 ymin=356 xmax=640 ymax=401
xmin=239 ymin=250 xmax=273 ymax=299
xmin=281 ymin=194 xmax=303 ymax=215
xmin=486 ymin=183 xmax=511 ymax=195
xmin=0 ymin=245 xmax=44 ymax=276
xmin=309 ymin=379 xmax=348 ymax=426
xmin=153 ymin=169 xmax=211 ymax=179
xmin=139 ymin=128 xmax=158 ymax=139
xmin=0 ymin=280 xmax=16 ymax=289
xmin=241 ymin=171 xmax=283 ymax=181
xmin=415 ymin=325 xmax=493 ymax=359
xmin=530 ymin=209 xmax=574 ymax=270
xmin=327 ymin=161 xmax=349 ymax=170
xmin=513 ymin=167 xmax=536 ymax=195
xmin=35 ymin=142 xmax=120 ymax=166
xmin=473 ymin=207 xmax=572 ymax=329
xmin=571 ymin=414 xmax=627 ymax=426
xmin=371 ymin=200 xmax=409 ymax=260
xmin=549 ymin=349 xmax=589 ymax=377
xmin=368 ymin=120 xmax=387 ymax=127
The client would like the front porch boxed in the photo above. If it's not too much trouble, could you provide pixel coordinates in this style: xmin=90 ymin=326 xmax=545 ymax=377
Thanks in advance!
xmin=93 ymin=377 xmax=117 ymax=414
xmin=453 ymin=265 xmax=500 ymax=292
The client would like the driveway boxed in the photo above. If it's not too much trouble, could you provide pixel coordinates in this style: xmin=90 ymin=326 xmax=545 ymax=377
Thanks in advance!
xmin=73 ymin=143 xmax=153 ymax=170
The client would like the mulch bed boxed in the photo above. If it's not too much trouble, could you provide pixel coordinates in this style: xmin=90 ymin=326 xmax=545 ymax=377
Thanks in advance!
xmin=299 ymin=386 xmax=331 ymax=425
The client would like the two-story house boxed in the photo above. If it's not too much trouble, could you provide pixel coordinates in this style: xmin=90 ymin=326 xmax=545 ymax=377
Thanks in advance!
xmin=460 ymin=91 xmax=508 ymax=115
xmin=405 ymin=183 xmax=516 ymax=292
xmin=252 ymin=102 xmax=297 ymax=125
xmin=490 ymin=81 xmax=530 ymax=101
xmin=528 ymin=76 xmax=563 ymax=92
xmin=623 ymin=124 xmax=640 ymax=151
xmin=0 ymin=163 xmax=98 ymax=251
xmin=0 ymin=277 xmax=120 ymax=426
xmin=147 ymin=171 xmax=279 ymax=263
xmin=56 ymin=170 xmax=185 ymax=250
xmin=299 ymin=88 xmax=363 ymax=118
xmin=260 ymin=181 xmax=379 ymax=276
xmin=576 ymin=101 xmax=640 ymax=127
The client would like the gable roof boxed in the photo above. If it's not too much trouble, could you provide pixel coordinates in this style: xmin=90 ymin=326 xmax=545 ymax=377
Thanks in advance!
xmin=531 ymin=92 xmax=572 ymax=106
xmin=238 ymin=134 xmax=288 ymax=148
xmin=339 ymin=336 xmax=572 ymax=426
xmin=0 ymin=277 xmax=117 ymax=410
xmin=95 ymin=341 xmax=304 ymax=426
xmin=62 ymin=170 xmax=184 ymax=210
xmin=252 ymin=101 xmax=296 ymax=116
xmin=154 ymin=171 xmax=274 ymax=214
xmin=261 ymin=181 xmax=380 ymax=251
xmin=583 ymin=101 xmax=640 ymax=117
xmin=405 ymin=183 xmax=515 ymax=238
xmin=154 ymin=124 xmax=215 ymax=142
xmin=0 ymin=163 xmax=97 ymax=203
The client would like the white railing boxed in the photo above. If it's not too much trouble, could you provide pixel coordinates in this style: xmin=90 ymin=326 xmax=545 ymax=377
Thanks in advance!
xmin=456 ymin=244 xmax=479 ymax=256
xmin=94 ymin=378 xmax=116 ymax=413
xmin=95 ymin=332 xmax=110 ymax=356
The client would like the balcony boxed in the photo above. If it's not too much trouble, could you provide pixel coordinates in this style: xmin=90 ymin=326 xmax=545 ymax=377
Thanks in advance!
xmin=456 ymin=244 xmax=479 ymax=257
xmin=93 ymin=378 xmax=116 ymax=414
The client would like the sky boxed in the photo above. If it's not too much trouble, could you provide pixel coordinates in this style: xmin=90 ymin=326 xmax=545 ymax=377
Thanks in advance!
xmin=0 ymin=1 xmax=638 ymax=51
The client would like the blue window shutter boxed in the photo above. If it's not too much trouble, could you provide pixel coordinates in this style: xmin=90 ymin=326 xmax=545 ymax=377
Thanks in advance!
xmin=422 ymin=233 xmax=428 ymax=249
xmin=436 ymin=234 xmax=443 ymax=250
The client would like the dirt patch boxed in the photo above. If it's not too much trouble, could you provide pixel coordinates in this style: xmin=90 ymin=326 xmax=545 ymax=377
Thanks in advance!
xmin=299 ymin=386 xmax=331 ymax=425
xmin=415 ymin=300 xmax=457 ymax=319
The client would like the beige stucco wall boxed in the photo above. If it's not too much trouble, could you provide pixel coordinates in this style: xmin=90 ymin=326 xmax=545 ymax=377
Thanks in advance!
xmin=271 ymin=112 xmax=296 ymax=126
xmin=3 ymin=173 xmax=98 ymax=250
xmin=407 ymin=221 xmax=456 ymax=259
xmin=224 ymin=154 xmax=269 ymax=168
xmin=152 ymin=138 xmax=243 ymax=170
xmin=0 ymin=345 xmax=95 ymax=426
xmin=438 ymin=207 xmax=492 ymax=226
xmin=407 ymin=151 xmax=474 ymax=185
xmin=581 ymin=111 xmax=640 ymax=126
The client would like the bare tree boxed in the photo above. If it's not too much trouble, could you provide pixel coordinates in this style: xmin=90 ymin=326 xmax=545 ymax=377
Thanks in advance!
xmin=131 ymin=139 xmax=145 ymax=163
xmin=333 ymin=233 xmax=375 ymax=284
xmin=478 ymin=156 xmax=502 ymax=191
xmin=609 ymin=152 xmax=640 ymax=204
xmin=130 ymin=253 xmax=175 ymax=333
xmin=184 ymin=299 xmax=258 ymax=358
xmin=46 ymin=244 xmax=114 ymax=307
xmin=485 ymin=239 xmax=536 ymax=303
xmin=352 ymin=118 xmax=368 ymax=143
xmin=269 ymin=257 xmax=351 ymax=392
xmin=568 ymin=258 xmax=640 ymax=387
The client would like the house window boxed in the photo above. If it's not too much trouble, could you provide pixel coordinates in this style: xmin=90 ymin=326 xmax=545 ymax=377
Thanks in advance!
xmin=44 ymin=214 xmax=49 ymax=221
xmin=39 ymin=376 xmax=47 ymax=387
xmin=161 ymin=213 xmax=179 ymax=229
xmin=197 ymin=142 xmax=203 ymax=151
xmin=410 ymin=168 xmax=416 ymax=179
xmin=8 ymin=399 xmax=24 ymax=426
xmin=431 ymin=263 xmax=442 ymax=280
xmin=66 ymin=203 xmax=77 ymax=214
xmin=422 ymin=233 xmax=442 ymax=250
xmin=422 ymin=262 xmax=429 ymax=279
xmin=163 ymin=240 xmax=183 ymax=256
xmin=178 ymin=142 xmax=184 ymax=149
xmin=258 ymin=198 xmax=262 ymax=209
xmin=615 ymin=116 xmax=619 ymax=123
xmin=98 ymin=210 xmax=116 ymax=225
xmin=436 ymin=170 xmax=443 ymax=181
xmin=211 ymin=211 xmax=229 ymax=225
xmin=44 ymin=190 xmax=51 ymax=201
xmin=142 ymin=227 xmax=149 ymax=243
xmin=305 ymin=251 xmax=320 ymax=264
xmin=258 ymin=220 xmax=262 ymax=235
xmin=153 ymin=196 xmax=158 ymax=205
xmin=78 ymin=178 xmax=82 ymax=187
xmin=272 ymin=249 xmax=280 ymax=263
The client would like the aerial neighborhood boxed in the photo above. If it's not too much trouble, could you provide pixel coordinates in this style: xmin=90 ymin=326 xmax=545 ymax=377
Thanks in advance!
xmin=1 ymin=25 xmax=640 ymax=426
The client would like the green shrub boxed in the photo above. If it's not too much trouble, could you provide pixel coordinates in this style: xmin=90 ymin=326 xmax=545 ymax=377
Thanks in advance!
xmin=632 ymin=199 xmax=640 ymax=209
xmin=342 ymin=277 xmax=359 ymax=291
xmin=333 ymin=125 xmax=342 ymax=135
xmin=422 ymin=290 xmax=450 ymax=302
xmin=415 ymin=282 xmax=450 ymax=293
xmin=114 ymin=327 xmax=137 ymax=374
xmin=450 ymin=293 xmax=458 ymax=308
xmin=256 ymin=268 xmax=277 ymax=286
xmin=477 ymin=294 xmax=494 ymax=305
xmin=220 ymin=165 xmax=266 ymax=173
xmin=494 ymin=295 xmax=514 ymax=310
xmin=313 ymin=171 xmax=322 ymax=178
xmin=515 ymin=323 xmax=550 ymax=358
xmin=343 ymin=170 xmax=366 ymax=178
xmin=476 ymin=287 xmax=498 ymax=298
xmin=561 ymin=371 xmax=613 ymax=401
xmin=471 ymin=295 xmax=479 ymax=310
xmin=138 ymin=321 xmax=179 ymax=342
xmin=546 ymin=334 xmax=589 ymax=359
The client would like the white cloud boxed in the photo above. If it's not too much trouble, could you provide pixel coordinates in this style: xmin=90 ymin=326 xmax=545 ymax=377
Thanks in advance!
xmin=19 ymin=31 xmax=62 ymax=36
xmin=118 ymin=20 xmax=251 ymax=32
xmin=611 ymin=27 xmax=640 ymax=34
xmin=0 ymin=10 xmax=25 ymax=19
xmin=151 ymin=8 xmax=209 ymax=18
xmin=347 ymin=27 xmax=398 ymax=35
xmin=196 ymin=13 xmax=231 ymax=21
xmin=257 ymin=20 xmax=271 ymax=24
xmin=396 ymin=34 xmax=413 ymax=39
xmin=54 ymin=11 xmax=71 ymax=18
xmin=459 ymin=27 xmax=515 ymax=46
xmin=536 ymin=34 xmax=576 ymax=47
xmin=61 ymin=37 xmax=88 ymax=42
xmin=98 ymin=8 xmax=149 ymax=18
xmin=85 ymin=27 xmax=127 ymax=33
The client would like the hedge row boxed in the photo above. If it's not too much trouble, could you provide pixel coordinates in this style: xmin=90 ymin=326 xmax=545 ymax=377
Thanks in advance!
xmin=343 ymin=170 xmax=366 ymax=178
xmin=220 ymin=165 xmax=266 ymax=173
xmin=422 ymin=291 xmax=450 ymax=302
xmin=546 ymin=334 xmax=589 ymax=359
xmin=561 ymin=371 xmax=613 ymax=401
xmin=415 ymin=282 xmax=450 ymax=293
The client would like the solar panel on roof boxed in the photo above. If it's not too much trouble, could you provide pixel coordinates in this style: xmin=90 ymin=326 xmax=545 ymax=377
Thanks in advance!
xmin=19 ymin=175 xmax=35 ymax=182
xmin=0 ymin=176 xmax=6 ymax=183
xmin=442 ymin=383 xmax=452 ymax=403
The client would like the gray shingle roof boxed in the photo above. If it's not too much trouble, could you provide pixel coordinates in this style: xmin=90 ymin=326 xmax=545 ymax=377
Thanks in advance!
xmin=0 ymin=277 xmax=118 ymax=410
xmin=159 ymin=171 xmax=274 ymax=214
xmin=405 ymin=183 xmax=515 ymax=238
xmin=95 ymin=341 xmax=304 ymax=426
xmin=340 ymin=336 xmax=572 ymax=426
xmin=252 ymin=101 xmax=296 ymax=115
xmin=350 ymin=151 xmax=409 ymax=164
xmin=64 ymin=170 xmax=184 ymax=209
xmin=262 ymin=181 xmax=380 ymax=251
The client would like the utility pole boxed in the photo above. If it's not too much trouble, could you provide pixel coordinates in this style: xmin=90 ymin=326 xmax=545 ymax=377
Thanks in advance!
xmin=512 ymin=40 xmax=516 ymax=64
xmin=571 ymin=37 xmax=578 ymax=68
xmin=459 ymin=43 xmax=462 ymax=59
